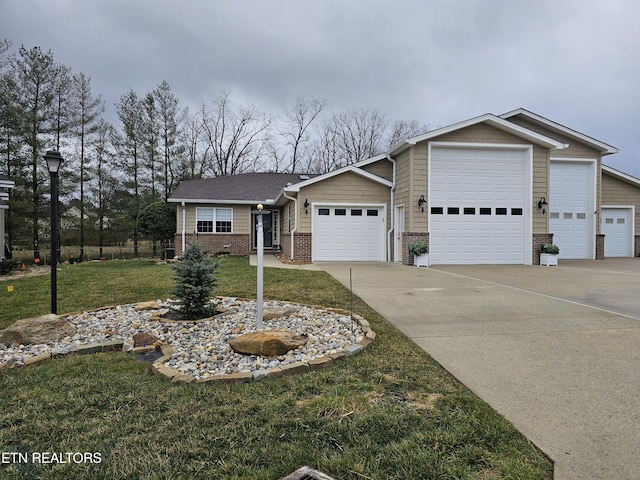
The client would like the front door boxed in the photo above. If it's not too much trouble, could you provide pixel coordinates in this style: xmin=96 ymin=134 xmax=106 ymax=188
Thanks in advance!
xmin=262 ymin=213 xmax=273 ymax=248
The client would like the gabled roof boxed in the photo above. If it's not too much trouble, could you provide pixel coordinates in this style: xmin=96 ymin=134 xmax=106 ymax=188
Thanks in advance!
xmin=602 ymin=164 xmax=640 ymax=187
xmin=388 ymin=113 xmax=567 ymax=155
xmin=500 ymin=108 xmax=619 ymax=155
xmin=283 ymin=154 xmax=392 ymax=193
xmin=168 ymin=173 xmax=317 ymax=204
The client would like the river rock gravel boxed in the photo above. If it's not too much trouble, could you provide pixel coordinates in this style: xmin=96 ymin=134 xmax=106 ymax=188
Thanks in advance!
xmin=0 ymin=298 xmax=366 ymax=380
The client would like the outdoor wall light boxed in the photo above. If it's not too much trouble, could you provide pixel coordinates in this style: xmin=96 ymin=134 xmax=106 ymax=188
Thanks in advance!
xmin=538 ymin=197 xmax=548 ymax=214
xmin=418 ymin=195 xmax=426 ymax=212
xmin=303 ymin=198 xmax=310 ymax=215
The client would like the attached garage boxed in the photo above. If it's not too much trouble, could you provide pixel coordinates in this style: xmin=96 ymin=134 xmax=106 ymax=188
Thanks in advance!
xmin=549 ymin=160 xmax=596 ymax=259
xmin=428 ymin=144 xmax=532 ymax=264
xmin=601 ymin=207 xmax=634 ymax=257
xmin=313 ymin=205 xmax=386 ymax=261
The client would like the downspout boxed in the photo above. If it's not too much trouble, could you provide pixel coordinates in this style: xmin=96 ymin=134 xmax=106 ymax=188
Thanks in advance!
xmin=282 ymin=191 xmax=298 ymax=261
xmin=181 ymin=201 xmax=186 ymax=253
xmin=386 ymin=154 xmax=397 ymax=262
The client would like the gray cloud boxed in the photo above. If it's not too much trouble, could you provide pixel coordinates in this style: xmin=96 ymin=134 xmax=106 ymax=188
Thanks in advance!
xmin=3 ymin=0 xmax=638 ymax=175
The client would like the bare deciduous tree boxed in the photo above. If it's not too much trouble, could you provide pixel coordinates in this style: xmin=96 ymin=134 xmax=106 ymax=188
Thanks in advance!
xmin=279 ymin=96 xmax=326 ymax=173
xmin=200 ymin=91 xmax=272 ymax=176
xmin=385 ymin=119 xmax=433 ymax=149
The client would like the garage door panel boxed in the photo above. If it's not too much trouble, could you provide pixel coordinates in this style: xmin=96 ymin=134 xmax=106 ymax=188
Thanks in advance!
xmin=602 ymin=208 xmax=632 ymax=257
xmin=313 ymin=206 xmax=384 ymax=261
xmin=550 ymin=161 xmax=594 ymax=259
xmin=430 ymin=146 xmax=528 ymax=264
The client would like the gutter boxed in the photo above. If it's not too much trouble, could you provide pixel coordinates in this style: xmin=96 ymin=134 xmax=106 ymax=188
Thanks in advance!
xmin=282 ymin=191 xmax=298 ymax=261
xmin=181 ymin=201 xmax=186 ymax=253
xmin=386 ymin=154 xmax=397 ymax=262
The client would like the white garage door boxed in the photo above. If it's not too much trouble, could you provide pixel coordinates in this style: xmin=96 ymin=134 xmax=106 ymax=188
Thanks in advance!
xmin=601 ymin=207 xmax=633 ymax=257
xmin=550 ymin=161 xmax=594 ymax=259
xmin=430 ymin=146 xmax=529 ymax=264
xmin=313 ymin=206 xmax=385 ymax=261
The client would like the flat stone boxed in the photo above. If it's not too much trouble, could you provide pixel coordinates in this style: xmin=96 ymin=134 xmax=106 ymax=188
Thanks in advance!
xmin=308 ymin=356 xmax=333 ymax=370
xmin=358 ymin=319 xmax=370 ymax=327
xmin=171 ymin=374 xmax=196 ymax=383
xmin=328 ymin=351 xmax=348 ymax=362
xmin=366 ymin=330 xmax=376 ymax=340
xmin=263 ymin=307 xmax=299 ymax=321
xmin=0 ymin=314 xmax=76 ymax=346
xmin=76 ymin=340 xmax=124 ymax=355
xmin=280 ymin=361 xmax=309 ymax=376
xmin=153 ymin=364 xmax=179 ymax=378
xmin=252 ymin=368 xmax=270 ymax=381
xmin=23 ymin=353 xmax=51 ymax=366
xmin=134 ymin=301 xmax=160 ymax=311
xmin=229 ymin=330 xmax=307 ymax=356
xmin=345 ymin=344 xmax=363 ymax=356
xmin=133 ymin=332 xmax=160 ymax=347
xmin=219 ymin=371 xmax=253 ymax=384
xmin=266 ymin=367 xmax=283 ymax=377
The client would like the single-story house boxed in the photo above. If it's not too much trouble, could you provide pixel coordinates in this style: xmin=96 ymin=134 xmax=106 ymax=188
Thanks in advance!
xmin=0 ymin=174 xmax=15 ymax=259
xmin=169 ymin=108 xmax=634 ymax=265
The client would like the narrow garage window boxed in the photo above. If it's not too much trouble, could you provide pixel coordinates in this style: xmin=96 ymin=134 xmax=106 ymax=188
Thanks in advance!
xmin=480 ymin=208 xmax=491 ymax=215
xmin=318 ymin=208 xmax=330 ymax=215
xmin=496 ymin=208 xmax=507 ymax=215
xmin=431 ymin=207 xmax=444 ymax=214
xmin=464 ymin=207 xmax=475 ymax=215
xmin=335 ymin=208 xmax=346 ymax=216
xmin=511 ymin=208 xmax=523 ymax=215
xmin=351 ymin=209 xmax=362 ymax=216
xmin=367 ymin=209 xmax=379 ymax=216
xmin=447 ymin=207 xmax=460 ymax=214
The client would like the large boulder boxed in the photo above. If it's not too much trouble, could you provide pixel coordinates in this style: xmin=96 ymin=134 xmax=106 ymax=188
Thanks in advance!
xmin=229 ymin=330 xmax=307 ymax=357
xmin=0 ymin=314 xmax=76 ymax=346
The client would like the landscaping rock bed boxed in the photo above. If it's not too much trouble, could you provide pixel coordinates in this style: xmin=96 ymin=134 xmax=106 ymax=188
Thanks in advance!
xmin=0 ymin=297 xmax=376 ymax=383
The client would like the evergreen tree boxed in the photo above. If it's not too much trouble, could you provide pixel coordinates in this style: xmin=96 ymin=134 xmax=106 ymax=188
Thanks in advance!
xmin=170 ymin=242 xmax=218 ymax=320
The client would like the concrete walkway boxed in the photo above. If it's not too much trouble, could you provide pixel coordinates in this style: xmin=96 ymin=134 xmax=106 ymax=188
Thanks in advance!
xmin=318 ymin=259 xmax=640 ymax=480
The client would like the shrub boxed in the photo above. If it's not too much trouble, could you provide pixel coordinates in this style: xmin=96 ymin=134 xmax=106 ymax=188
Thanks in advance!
xmin=169 ymin=243 xmax=219 ymax=319
xmin=540 ymin=243 xmax=560 ymax=254
xmin=408 ymin=241 xmax=428 ymax=256
xmin=0 ymin=258 xmax=20 ymax=276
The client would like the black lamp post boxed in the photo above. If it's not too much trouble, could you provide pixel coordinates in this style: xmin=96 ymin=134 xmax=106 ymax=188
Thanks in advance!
xmin=44 ymin=150 xmax=64 ymax=314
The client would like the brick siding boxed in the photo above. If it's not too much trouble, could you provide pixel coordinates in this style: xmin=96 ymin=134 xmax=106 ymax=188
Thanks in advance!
xmin=532 ymin=233 xmax=554 ymax=265
xmin=402 ymin=232 xmax=429 ymax=266
xmin=596 ymin=234 xmax=605 ymax=260
xmin=175 ymin=233 xmax=250 ymax=256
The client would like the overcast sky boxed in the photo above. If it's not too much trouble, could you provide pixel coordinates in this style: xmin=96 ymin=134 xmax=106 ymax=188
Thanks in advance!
xmin=3 ymin=0 xmax=639 ymax=176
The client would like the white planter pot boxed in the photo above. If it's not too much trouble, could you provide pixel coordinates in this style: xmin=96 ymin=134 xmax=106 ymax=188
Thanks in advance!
xmin=413 ymin=253 xmax=431 ymax=267
xmin=540 ymin=253 xmax=559 ymax=266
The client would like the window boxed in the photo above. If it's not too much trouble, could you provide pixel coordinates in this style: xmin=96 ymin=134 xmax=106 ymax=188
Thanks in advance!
xmin=447 ymin=207 xmax=460 ymax=215
xmin=431 ymin=207 xmax=444 ymax=214
xmin=564 ymin=212 xmax=573 ymax=220
xmin=479 ymin=208 xmax=491 ymax=215
xmin=366 ymin=209 xmax=379 ymax=216
xmin=196 ymin=208 xmax=232 ymax=233
xmin=511 ymin=208 xmax=523 ymax=216
xmin=496 ymin=208 xmax=507 ymax=215
xmin=577 ymin=213 xmax=586 ymax=220
xmin=464 ymin=207 xmax=475 ymax=215
xmin=350 ymin=209 xmax=362 ymax=216
xmin=318 ymin=208 xmax=330 ymax=215
xmin=335 ymin=208 xmax=346 ymax=216
xmin=216 ymin=208 xmax=232 ymax=232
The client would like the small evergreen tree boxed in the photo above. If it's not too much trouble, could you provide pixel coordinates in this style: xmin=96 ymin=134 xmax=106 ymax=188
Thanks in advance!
xmin=170 ymin=242 xmax=218 ymax=319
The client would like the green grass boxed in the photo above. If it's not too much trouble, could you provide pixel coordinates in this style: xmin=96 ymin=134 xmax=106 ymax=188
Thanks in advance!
xmin=0 ymin=257 xmax=553 ymax=479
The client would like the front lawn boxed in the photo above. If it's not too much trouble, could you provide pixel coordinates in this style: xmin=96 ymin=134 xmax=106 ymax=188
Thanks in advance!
xmin=0 ymin=258 xmax=552 ymax=479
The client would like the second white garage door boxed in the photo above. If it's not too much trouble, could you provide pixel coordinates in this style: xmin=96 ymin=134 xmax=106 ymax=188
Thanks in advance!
xmin=429 ymin=145 xmax=531 ymax=264
xmin=601 ymin=207 xmax=633 ymax=257
xmin=549 ymin=161 xmax=595 ymax=259
xmin=313 ymin=205 xmax=385 ymax=261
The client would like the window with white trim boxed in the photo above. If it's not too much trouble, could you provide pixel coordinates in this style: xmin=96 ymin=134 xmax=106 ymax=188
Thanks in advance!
xmin=196 ymin=208 xmax=233 ymax=233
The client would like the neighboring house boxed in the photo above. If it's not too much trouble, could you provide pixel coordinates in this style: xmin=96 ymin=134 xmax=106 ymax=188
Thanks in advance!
xmin=169 ymin=108 xmax=628 ymax=265
xmin=0 ymin=174 xmax=16 ymax=259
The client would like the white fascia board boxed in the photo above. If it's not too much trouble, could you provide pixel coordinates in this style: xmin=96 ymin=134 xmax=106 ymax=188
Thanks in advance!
xmin=167 ymin=198 xmax=275 ymax=205
xmin=602 ymin=164 xmax=640 ymax=187
xmin=351 ymin=153 xmax=389 ymax=168
xmin=388 ymin=113 xmax=565 ymax=155
xmin=500 ymin=108 xmax=619 ymax=155
xmin=284 ymin=165 xmax=393 ymax=193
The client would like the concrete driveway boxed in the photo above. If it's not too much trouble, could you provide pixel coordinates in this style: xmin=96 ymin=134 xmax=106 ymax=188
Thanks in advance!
xmin=318 ymin=259 xmax=640 ymax=480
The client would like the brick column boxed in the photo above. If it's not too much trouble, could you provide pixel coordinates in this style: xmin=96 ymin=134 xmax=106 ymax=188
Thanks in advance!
xmin=402 ymin=232 xmax=429 ymax=266
xmin=596 ymin=234 xmax=605 ymax=260
xmin=532 ymin=233 xmax=554 ymax=265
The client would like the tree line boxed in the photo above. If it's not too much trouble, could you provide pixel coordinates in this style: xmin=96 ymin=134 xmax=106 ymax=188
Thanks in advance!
xmin=0 ymin=39 xmax=431 ymax=259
